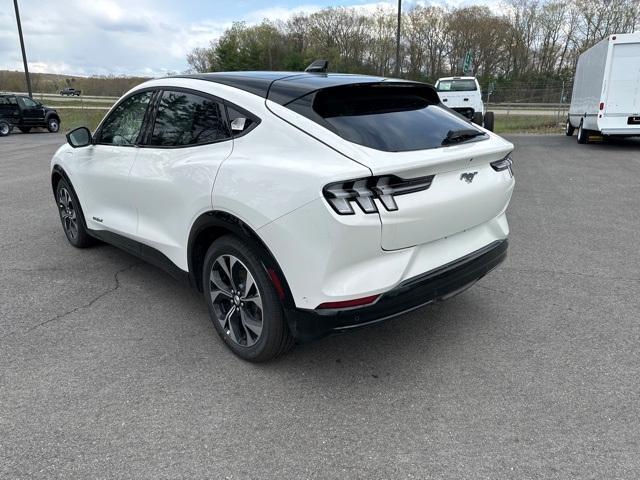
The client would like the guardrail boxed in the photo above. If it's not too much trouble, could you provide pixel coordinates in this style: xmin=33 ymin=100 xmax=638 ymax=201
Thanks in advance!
xmin=487 ymin=102 xmax=567 ymax=109
xmin=7 ymin=91 xmax=120 ymax=101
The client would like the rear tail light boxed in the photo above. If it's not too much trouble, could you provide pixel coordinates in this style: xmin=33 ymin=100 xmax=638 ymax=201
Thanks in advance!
xmin=323 ymin=174 xmax=434 ymax=215
xmin=599 ymin=102 xmax=605 ymax=110
xmin=317 ymin=294 xmax=380 ymax=310
xmin=490 ymin=154 xmax=513 ymax=172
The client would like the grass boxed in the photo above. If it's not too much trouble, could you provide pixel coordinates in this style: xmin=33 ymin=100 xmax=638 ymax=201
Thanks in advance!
xmin=58 ymin=108 xmax=564 ymax=136
xmin=493 ymin=114 xmax=564 ymax=134
xmin=48 ymin=100 xmax=114 ymax=107
xmin=59 ymin=108 xmax=107 ymax=132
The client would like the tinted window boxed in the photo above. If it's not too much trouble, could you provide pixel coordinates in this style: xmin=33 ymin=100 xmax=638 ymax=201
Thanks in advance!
xmin=226 ymin=105 xmax=256 ymax=136
xmin=98 ymin=91 xmax=152 ymax=146
xmin=17 ymin=96 xmax=38 ymax=108
xmin=149 ymin=91 xmax=230 ymax=147
xmin=303 ymin=84 xmax=485 ymax=152
xmin=436 ymin=79 xmax=477 ymax=92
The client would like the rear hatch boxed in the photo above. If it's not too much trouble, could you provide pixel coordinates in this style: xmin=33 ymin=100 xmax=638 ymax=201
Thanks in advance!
xmin=273 ymin=81 xmax=513 ymax=251
xmin=605 ymin=42 xmax=640 ymax=115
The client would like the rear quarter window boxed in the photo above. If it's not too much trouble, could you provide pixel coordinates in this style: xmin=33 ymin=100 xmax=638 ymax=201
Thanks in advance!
xmin=436 ymin=79 xmax=478 ymax=92
xmin=287 ymin=83 xmax=485 ymax=152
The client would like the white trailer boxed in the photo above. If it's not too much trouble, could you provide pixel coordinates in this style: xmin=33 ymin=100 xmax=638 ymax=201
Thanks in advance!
xmin=566 ymin=32 xmax=640 ymax=143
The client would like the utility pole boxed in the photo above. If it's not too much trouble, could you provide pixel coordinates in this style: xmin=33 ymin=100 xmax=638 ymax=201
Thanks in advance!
xmin=13 ymin=0 xmax=32 ymax=98
xmin=394 ymin=0 xmax=401 ymax=77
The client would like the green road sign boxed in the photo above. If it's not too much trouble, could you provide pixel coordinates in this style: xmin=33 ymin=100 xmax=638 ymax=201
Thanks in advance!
xmin=463 ymin=51 xmax=473 ymax=75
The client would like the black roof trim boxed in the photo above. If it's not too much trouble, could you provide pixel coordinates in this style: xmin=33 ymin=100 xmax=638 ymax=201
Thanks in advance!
xmin=174 ymin=72 xmax=300 ymax=101
xmin=173 ymin=72 xmax=406 ymax=105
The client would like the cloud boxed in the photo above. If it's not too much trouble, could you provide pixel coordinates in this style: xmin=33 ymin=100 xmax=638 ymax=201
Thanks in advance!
xmin=243 ymin=4 xmax=322 ymax=23
xmin=0 ymin=0 xmax=502 ymax=77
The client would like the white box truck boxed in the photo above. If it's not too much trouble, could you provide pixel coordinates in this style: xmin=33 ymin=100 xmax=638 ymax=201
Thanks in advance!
xmin=566 ymin=32 xmax=640 ymax=143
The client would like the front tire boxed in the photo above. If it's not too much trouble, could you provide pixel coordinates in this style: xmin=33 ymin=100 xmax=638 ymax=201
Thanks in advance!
xmin=203 ymin=235 xmax=293 ymax=362
xmin=47 ymin=117 xmax=60 ymax=133
xmin=55 ymin=178 xmax=95 ymax=248
xmin=472 ymin=111 xmax=483 ymax=126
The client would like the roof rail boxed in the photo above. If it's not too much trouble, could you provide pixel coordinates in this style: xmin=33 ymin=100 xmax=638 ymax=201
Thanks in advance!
xmin=305 ymin=59 xmax=328 ymax=73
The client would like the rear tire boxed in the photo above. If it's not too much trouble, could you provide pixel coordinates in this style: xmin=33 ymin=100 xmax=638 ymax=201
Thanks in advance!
xmin=55 ymin=178 xmax=95 ymax=248
xmin=483 ymin=111 xmax=495 ymax=132
xmin=577 ymin=121 xmax=589 ymax=144
xmin=565 ymin=117 xmax=575 ymax=136
xmin=18 ymin=127 xmax=31 ymax=134
xmin=203 ymin=235 xmax=294 ymax=362
xmin=472 ymin=111 xmax=483 ymax=126
xmin=0 ymin=120 xmax=11 ymax=136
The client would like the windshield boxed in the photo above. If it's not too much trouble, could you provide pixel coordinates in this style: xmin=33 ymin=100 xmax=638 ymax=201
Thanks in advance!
xmin=291 ymin=84 xmax=486 ymax=152
xmin=436 ymin=79 xmax=478 ymax=92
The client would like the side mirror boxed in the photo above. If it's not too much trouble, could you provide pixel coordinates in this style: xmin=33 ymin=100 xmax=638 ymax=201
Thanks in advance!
xmin=66 ymin=127 xmax=92 ymax=148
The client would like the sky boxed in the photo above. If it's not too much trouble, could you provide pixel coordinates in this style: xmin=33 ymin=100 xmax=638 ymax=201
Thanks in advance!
xmin=0 ymin=0 xmax=499 ymax=77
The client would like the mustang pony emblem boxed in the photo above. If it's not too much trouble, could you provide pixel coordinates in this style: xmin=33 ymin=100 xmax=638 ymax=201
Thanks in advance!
xmin=460 ymin=172 xmax=478 ymax=183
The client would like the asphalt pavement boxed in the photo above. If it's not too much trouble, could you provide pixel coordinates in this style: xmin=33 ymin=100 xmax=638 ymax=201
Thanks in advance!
xmin=1 ymin=131 xmax=639 ymax=479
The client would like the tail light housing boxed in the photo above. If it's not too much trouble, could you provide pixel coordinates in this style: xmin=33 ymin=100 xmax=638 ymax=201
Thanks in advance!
xmin=490 ymin=154 xmax=513 ymax=172
xmin=323 ymin=174 xmax=434 ymax=215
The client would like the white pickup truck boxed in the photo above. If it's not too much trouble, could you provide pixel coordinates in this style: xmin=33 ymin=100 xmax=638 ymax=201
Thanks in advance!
xmin=435 ymin=76 xmax=494 ymax=131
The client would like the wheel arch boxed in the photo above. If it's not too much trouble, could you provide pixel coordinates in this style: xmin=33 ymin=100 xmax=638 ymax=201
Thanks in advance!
xmin=51 ymin=165 xmax=88 ymax=230
xmin=45 ymin=111 xmax=61 ymax=123
xmin=188 ymin=210 xmax=295 ymax=308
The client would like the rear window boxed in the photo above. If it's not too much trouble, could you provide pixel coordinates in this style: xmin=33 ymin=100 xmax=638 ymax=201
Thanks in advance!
xmin=288 ymin=84 xmax=485 ymax=152
xmin=436 ymin=79 xmax=478 ymax=92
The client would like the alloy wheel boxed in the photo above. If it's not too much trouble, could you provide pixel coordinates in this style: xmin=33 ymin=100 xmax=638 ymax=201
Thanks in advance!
xmin=58 ymin=187 xmax=78 ymax=239
xmin=209 ymin=254 xmax=263 ymax=347
xmin=0 ymin=123 xmax=9 ymax=136
xmin=49 ymin=119 xmax=59 ymax=132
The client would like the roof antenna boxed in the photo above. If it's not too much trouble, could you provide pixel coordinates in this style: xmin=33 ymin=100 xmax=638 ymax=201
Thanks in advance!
xmin=305 ymin=59 xmax=328 ymax=73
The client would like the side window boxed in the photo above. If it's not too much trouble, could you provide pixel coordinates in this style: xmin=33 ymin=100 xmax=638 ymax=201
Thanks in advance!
xmin=226 ymin=105 xmax=257 ymax=136
xmin=149 ymin=91 xmax=230 ymax=147
xmin=97 ymin=91 xmax=152 ymax=146
xmin=17 ymin=96 xmax=38 ymax=108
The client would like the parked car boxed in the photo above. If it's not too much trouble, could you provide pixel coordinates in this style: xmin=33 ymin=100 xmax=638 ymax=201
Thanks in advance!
xmin=60 ymin=87 xmax=81 ymax=96
xmin=567 ymin=32 xmax=640 ymax=143
xmin=0 ymin=94 xmax=61 ymax=134
xmin=51 ymin=69 xmax=515 ymax=361
xmin=435 ymin=76 xmax=495 ymax=131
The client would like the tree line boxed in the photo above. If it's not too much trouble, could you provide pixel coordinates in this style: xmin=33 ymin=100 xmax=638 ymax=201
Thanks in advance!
xmin=187 ymin=0 xmax=639 ymax=88
xmin=0 ymin=70 xmax=149 ymax=97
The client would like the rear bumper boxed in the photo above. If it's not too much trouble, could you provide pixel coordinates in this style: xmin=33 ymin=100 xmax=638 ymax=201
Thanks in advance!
xmin=285 ymin=239 xmax=508 ymax=342
xmin=600 ymin=128 xmax=640 ymax=136
xmin=452 ymin=107 xmax=476 ymax=119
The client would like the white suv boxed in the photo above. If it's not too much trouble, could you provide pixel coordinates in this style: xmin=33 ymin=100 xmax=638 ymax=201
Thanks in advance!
xmin=51 ymin=71 xmax=515 ymax=361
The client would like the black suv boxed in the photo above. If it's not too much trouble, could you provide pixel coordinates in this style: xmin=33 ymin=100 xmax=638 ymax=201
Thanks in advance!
xmin=0 ymin=94 xmax=61 ymax=136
